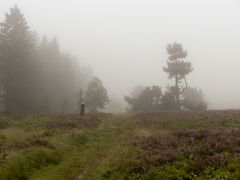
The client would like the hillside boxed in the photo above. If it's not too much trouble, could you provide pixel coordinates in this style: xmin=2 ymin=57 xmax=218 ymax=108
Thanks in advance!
xmin=1 ymin=111 xmax=240 ymax=179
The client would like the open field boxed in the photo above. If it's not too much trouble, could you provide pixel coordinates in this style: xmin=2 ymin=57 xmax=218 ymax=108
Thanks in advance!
xmin=1 ymin=111 xmax=240 ymax=179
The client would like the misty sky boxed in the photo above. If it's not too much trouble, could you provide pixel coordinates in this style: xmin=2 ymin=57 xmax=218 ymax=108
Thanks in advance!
xmin=1 ymin=0 xmax=240 ymax=109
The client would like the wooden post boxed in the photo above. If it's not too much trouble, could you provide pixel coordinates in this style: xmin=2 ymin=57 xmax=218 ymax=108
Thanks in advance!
xmin=80 ymin=102 xmax=85 ymax=116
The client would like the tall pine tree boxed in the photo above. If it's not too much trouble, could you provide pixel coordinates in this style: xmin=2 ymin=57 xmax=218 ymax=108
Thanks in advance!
xmin=163 ymin=43 xmax=193 ymax=109
xmin=0 ymin=5 xmax=36 ymax=113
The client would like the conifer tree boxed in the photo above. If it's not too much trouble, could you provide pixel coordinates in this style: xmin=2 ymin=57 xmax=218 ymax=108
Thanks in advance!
xmin=163 ymin=42 xmax=193 ymax=109
xmin=0 ymin=5 xmax=36 ymax=113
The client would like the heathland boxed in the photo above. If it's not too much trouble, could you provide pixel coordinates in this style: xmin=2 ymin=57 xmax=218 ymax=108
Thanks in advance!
xmin=1 ymin=111 xmax=240 ymax=179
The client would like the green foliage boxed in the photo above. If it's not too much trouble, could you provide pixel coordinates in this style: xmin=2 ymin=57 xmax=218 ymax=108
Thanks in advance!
xmin=70 ymin=133 xmax=89 ymax=146
xmin=95 ymin=146 xmax=144 ymax=180
xmin=161 ymin=86 xmax=179 ymax=110
xmin=0 ymin=147 xmax=62 ymax=180
xmin=163 ymin=42 xmax=193 ymax=109
xmin=0 ymin=118 xmax=9 ymax=129
xmin=166 ymin=43 xmax=188 ymax=61
xmin=125 ymin=85 xmax=162 ymax=112
xmin=125 ymin=85 xmax=207 ymax=111
xmin=42 ymin=128 xmax=55 ymax=137
xmin=164 ymin=43 xmax=192 ymax=79
xmin=183 ymin=87 xmax=207 ymax=110
xmin=85 ymin=77 xmax=110 ymax=112
xmin=2 ymin=111 xmax=240 ymax=179
xmin=98 ymin=127 xmax=240 ymax=179
xmin=0 ymin=134 xmax=7 ymax=142
xmin=0 ymin=5 xmax=37 ymax=113
xmin=0 ymin=6 xmax=92 ymax=114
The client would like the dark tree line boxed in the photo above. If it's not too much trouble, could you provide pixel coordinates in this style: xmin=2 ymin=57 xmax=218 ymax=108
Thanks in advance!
xmin=0 ymin=5 xmax=92 ymax=114
xmin=125 ymin=43 xmax=207 ymax=112
xmin=125 ymin=85 xmax=207 ymax=112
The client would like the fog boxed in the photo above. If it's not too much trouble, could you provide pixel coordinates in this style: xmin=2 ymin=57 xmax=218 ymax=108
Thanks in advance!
xmin=1 ymin=0 xmax=240 ymax=110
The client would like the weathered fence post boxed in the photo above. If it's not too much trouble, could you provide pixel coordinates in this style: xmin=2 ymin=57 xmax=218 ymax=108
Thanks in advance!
xmin=80 ymin=102 xmax=85 ymax=116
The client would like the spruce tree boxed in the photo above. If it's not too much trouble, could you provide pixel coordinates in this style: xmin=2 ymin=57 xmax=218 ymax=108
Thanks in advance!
xmin=0 ymin=5 xmax=36 ymax=113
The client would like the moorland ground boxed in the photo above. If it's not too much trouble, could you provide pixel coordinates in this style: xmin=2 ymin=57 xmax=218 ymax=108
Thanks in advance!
xmin=1 ymin=111 xmax=240 ymax=179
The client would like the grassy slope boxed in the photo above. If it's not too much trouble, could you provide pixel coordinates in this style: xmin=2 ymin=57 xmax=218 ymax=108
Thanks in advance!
xmin=1 ymin=111 xmax=240 ymax=179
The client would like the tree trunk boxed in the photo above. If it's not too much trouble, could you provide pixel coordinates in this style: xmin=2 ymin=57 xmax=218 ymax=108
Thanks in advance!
xmin=175 ymin=75 xmax=180 ymax=110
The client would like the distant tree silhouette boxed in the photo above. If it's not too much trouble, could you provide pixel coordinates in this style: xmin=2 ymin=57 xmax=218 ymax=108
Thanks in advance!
xmin=85 ymin=77 xmax=109 ymax=112
xmin=161 ymin=86 xmax=179 ymax=110
xmin=0 ymin=5 xmax=37 ymax=113
xmin=0 ymin=6 xmax=93 ymax=114
xmin=182 ymin=87 xmax=207 ymax=110
xmin=36 ymin=36 xmax=92 ymax=114
xmin=163 ymin=42 xmax=193 ymax=109
xmin=125 ymin=85 xmax=162 ymax=112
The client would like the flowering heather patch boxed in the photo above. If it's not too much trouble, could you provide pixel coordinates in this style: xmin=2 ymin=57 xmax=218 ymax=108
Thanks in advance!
xmin=130 ymin=128 xmax=240 ymax=177
xmin=132 ymin=110 xmax=240 ymax=129
xmin=2 ymin=111 xmax=240 ymax=179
